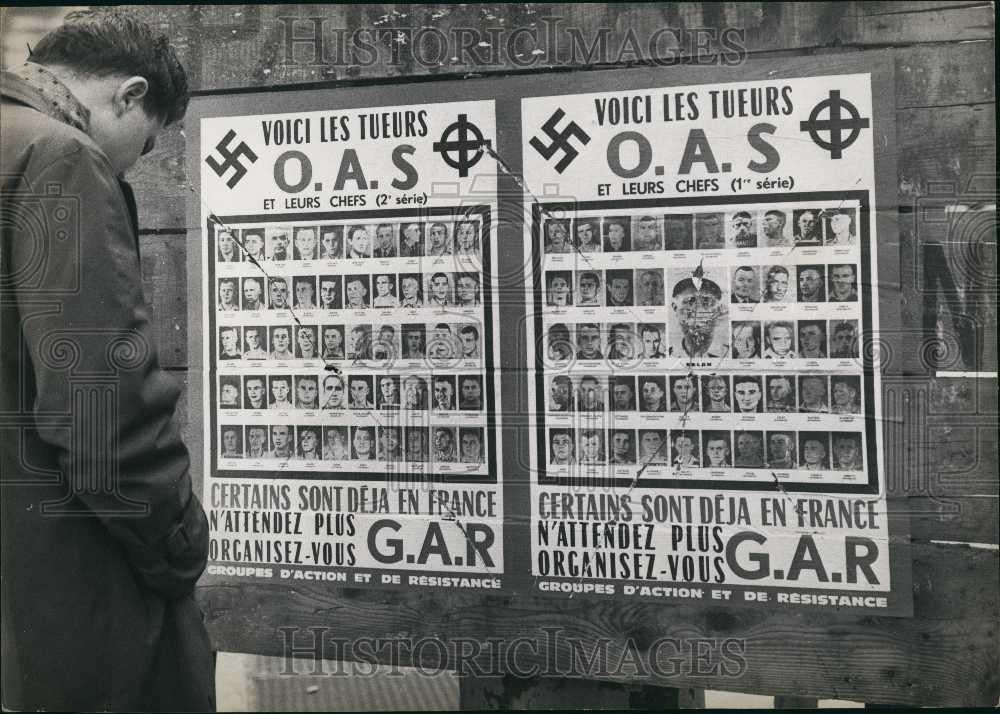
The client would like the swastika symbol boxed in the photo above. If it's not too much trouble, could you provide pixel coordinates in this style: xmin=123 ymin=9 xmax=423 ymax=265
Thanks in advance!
xmin=799 ymin=90 xmax=870 ymax=160
xmin=205 ymin=129 xmax=259 ymax=188
xmin=529 ymin=108 xmax=591 ymax=174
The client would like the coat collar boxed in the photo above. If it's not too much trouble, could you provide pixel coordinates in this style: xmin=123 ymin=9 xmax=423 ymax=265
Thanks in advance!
xmin=1 ymin=62 xmax=90 ymax=133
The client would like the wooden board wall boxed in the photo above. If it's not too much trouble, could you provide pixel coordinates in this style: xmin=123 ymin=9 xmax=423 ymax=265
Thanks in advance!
xmin=125 ymin=2 xmax=997 ymax=706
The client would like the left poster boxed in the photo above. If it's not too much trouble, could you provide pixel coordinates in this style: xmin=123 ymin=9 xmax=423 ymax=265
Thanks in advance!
xmin=196 ymin=99 xmax=503 ymax=590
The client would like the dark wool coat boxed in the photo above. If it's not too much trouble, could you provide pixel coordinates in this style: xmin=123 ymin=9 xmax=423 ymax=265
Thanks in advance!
xmin=1 ymin=69 xmax=214 ymax=712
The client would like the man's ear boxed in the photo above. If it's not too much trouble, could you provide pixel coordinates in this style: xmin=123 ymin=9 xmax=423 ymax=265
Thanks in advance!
xmin=113 ymin=76 xmax=149 ymax=116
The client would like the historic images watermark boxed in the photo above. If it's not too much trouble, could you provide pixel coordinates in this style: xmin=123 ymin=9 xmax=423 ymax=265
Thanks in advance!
xmin=277 ymin=626 xmax=747 ymax=679
xmin=273 ymin=15 xmax=746 ymax=77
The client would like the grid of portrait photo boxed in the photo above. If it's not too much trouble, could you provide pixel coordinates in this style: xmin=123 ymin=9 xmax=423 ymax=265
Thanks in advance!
xmin=211 ymin=212 xmax=493 ymax=478
xmin=545 ymin=427 xmax=865 ymax=473
xmin=536 ymin=200 xmax=870 ymax=487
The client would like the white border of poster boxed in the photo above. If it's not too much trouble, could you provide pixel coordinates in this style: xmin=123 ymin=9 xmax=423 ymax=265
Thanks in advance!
xmin=197 ymin=99 xmax=505 ymax=586
xmin=522 ymin=73 xmax=900 ymax=610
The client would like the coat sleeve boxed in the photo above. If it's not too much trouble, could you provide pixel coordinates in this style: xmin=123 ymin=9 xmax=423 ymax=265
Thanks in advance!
xmin=12 ymin=141 xmax=208 ymax=600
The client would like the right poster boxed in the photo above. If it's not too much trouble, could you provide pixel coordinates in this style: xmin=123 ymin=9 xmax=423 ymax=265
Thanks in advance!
xmin=522 ymin=73 xmax=908 ymax=613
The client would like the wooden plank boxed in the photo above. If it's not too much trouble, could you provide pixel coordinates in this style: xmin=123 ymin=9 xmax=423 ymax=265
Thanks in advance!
xmin=459 ymin=674 xmax=689 ymax=709
xmin=127 ymin=122 xmax=188 ymax=235
xmin=196 ymin=542 xmax=998 ymax=706
xmin=896 ymin=104 xmax=996 ymax=202
xmin=907 ymin=496 xmax=999 ymax=544
xmin=139 ymin=232 xmax=188 ymax=368
xmin=120 ymin=3 xmax=995 ymax=93
xmin=894 ymin=41 xmax=995 ymax=109
xmin=840 ymin=3 xmax=995 ymax=44
xmin=862 ymin=2 xmax=994 ymax=15
xmin=900 ymin=206 xmax=998 ymax=374
xmin=882 ymin=378 xmax=998 ymax=501
xmin=172 ymin=371 xmax=191 ymax=450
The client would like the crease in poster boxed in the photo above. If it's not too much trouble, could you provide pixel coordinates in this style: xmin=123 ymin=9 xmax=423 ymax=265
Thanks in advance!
xmin=521 ymin=74 xmax=906 ymax=613
xmin=199 ymin=99 xmax=504 ymax=590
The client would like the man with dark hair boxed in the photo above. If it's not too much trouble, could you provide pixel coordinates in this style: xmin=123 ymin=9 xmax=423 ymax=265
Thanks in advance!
xmin=632 ymin=216 xmax=661 ymax=251
xmin=734 ymin=431 xmax=765 ymax=468
xmin=728 ymin=211 xmax=757 ymax=248
xmin=793 ymin=209 xmax=821 ymax=245
xmin=218 ymin=278 xmax=239 ymax=311
xmin=295 ymin=375 xmax=319 ymax=409
xmin=704 ymin=433 xmax=732 ymax=467
xmin=831 ymin=376 xmax=862 ymax=414
xmin=638 ymin=323 xmax=666 ymax=359
xmin=319 ymin=276 xmax=342 ymax=310
xmin=640 ymin=376 xmax=667 ymax=412
xmin=245 ymin=376 xmax=266 ymax=410
xmin=221 ymin=426 xmax=243 ymax=458
xmin=403 ymin=324 xmax=426 ymax=359
xmin=767 ymin=432 xmax=797 ymax=469
xmin=549 ymin=429 xmax=576 ymax=465
xmin=606 ymin=271 xmax=633 ymax=307
xmin=669 ymin=375 xmax=699 ymax=412
xmin=434 ymin=376 xmax=457 ymax=411
xmin=455 ymin=273 xmax=481 ymax=307
xmin=609 ymin=430 xmax=636 ymax=465
xmin=576 ymin=271 xmax=602 ymax=307
xmin=460 ymin=375 xmax=484 ymax=410
xmin=427 ymin=222 xmax=452 ymax=256
xmin=829 ymin=264 xmax=859 ymax=302
xmin=731 ymin=266 xmax=759 ymax=304
xmin=695 ymin=212 xmax=725 ymax=249
xmin=610 ymin=377 xmax=635 ymax=412
xmin=217 ymin=229 xmax=240 ymax=262
xmin=549 ymin=375 xmax=574 ymax=412
xmin=762 ymin=210 xmax=789 ymax=247
xmin=346 ymin=226 xmax=371 ymax=259
xmin=798 ymin=265 xmax=826 ymax=302
xmin=575 ymin=219 xmax=600 ymax=253
xmin=378 ymin=375 xmax=400 ymax=409
xmin=269 ymin=277 xmax=290 ymax=310
xmin=294 ymin=276 xmax=317 ymax=309
xmin=766 ymin=375 xmax=796 ymax=412
xmin=799 ymin=376 xmax=830 ymax=413
xmin=576 ymin=322 xmax=603 ymax=360
xmin=373 ymin=223 xmax=397 ymax=258
xmin=830 ymin=320 xmax=860 ymax=358
xmin=459 ymin=324 xmax=481 ymax=358
xmin=427 ymin=272 xmax=453 ymax=307
xmin=1 ymin=11 xmax=211 ymax=710
xmin=798 ymin=320 xmax=828 ymax=359
xmin=734 ymin=376 xmax=763 ymax=413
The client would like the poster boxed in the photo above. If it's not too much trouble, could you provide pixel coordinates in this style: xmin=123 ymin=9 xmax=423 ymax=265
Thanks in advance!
xmin=198 ymin=99 xmax=504 ymax=589
xmin=522 ymin=73 xmax=907 ymax=612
